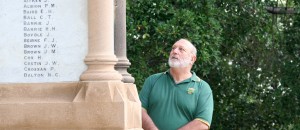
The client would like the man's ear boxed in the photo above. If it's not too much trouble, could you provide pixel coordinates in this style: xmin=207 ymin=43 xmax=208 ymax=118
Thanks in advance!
xmin=191 ymin=55 xmax=197 ymax=64
xmin=193 ymin=55 xmax=197 ymax=62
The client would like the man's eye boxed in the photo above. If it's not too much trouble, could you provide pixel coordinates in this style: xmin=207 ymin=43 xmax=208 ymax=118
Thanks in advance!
xmin=179 ymin=47 xmax=186 ymax=52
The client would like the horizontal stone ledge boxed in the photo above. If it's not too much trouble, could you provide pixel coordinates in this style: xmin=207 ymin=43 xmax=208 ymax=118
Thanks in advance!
xmin=0 ymin=82 xmax=80 ymax=103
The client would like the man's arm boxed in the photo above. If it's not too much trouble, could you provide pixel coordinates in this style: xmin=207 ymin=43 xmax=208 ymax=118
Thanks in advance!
xmin=142 ymin=108 xmax=158 ymax=130
xmin=178 ymin=119 xmax=209 ymax=130
xmin=182 ymin=80 xmax=213 ymax=130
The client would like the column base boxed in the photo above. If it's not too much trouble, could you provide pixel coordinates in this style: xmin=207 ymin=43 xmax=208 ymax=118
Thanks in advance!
xmin=80 ymin=55 xmax=123 ymax=81
xmin=115 ymin=58 xmax=135 ymax=83
xmin=80 ymin=71 xmax=123 ymax=81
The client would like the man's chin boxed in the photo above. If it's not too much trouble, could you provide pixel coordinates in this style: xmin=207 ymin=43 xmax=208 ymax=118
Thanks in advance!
xmin=169 ymin=64 xmax=188 ymax=68
xmin=168 ymin=60 xmax=189 ymax=68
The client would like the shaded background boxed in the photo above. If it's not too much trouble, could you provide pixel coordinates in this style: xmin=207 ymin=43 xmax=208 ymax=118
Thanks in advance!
xmin=126 ymin=0 xmax=300 ymax=129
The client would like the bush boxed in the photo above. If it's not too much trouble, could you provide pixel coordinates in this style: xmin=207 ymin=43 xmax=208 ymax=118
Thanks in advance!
xmin=127 ymin=0 xmax=300 ymax=129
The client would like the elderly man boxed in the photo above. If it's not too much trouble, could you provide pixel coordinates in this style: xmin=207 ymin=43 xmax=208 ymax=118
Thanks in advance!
xmin=139 ymin=39 xmax=214 ymax=130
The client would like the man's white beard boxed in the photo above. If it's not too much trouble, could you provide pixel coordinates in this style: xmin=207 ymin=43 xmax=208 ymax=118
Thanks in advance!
xmin=168 ymin=56 xmax=191 ymax=68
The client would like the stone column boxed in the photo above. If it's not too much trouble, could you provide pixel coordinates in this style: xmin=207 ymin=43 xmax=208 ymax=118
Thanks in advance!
xmin=81 ymin=0 xmax=122 ymax=81
xmin=0 ymin=0 xmax=142 ymax=129
xmin=114 ymin=0 xmax=135 ymax=83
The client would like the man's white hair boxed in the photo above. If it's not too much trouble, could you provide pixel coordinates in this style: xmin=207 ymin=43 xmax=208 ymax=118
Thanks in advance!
xmin=178 ymin=39 xmax=197 ymax=56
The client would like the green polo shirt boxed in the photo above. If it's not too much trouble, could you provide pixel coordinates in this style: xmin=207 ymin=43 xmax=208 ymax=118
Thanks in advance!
xmin=139 ymin=70 xmax=213 ymax=130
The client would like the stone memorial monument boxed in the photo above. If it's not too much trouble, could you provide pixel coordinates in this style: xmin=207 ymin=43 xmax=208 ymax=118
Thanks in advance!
xmin=0 ymin=0 xmax=141 ymax=129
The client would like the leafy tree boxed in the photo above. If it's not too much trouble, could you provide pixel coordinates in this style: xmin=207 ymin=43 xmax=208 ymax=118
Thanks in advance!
xmin=126 ymin=0 xmax=222 ymax=88
xmin=126 ymin=0 xmax=300 ymax=129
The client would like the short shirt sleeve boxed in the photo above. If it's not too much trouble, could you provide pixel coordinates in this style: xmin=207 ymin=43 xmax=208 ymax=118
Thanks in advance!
xmin=139 ymin=73 xmax=162 ymax=110
xmin=194 ymin=81 xmax=214 ymax=126
xmin=139 ymin=77 xmax=151 ymax=109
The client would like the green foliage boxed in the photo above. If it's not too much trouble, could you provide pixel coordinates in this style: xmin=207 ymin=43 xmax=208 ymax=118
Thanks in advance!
xmin=127 ymin=0 xmax=222 ymax=88
xmin=127 ymin=0 xmax=300 ymax=129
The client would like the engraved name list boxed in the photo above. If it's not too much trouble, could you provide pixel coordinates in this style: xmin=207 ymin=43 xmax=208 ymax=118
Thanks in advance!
xmin=23 ymin=0 xmax=59 ymax=79
xmin=0 ymin=0 xmax=87 ymax=83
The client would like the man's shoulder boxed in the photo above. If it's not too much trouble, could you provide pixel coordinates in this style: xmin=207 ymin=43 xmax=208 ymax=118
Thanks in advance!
xmin=191 ymin=72 xmax=209 ymax=86
xmin=144 ymin=72 xmax=168 ymax=86
xmin=195 ymin=78 xmax=212 ymax=93
xmin=148 ymin=72 xmax=166 ymax=79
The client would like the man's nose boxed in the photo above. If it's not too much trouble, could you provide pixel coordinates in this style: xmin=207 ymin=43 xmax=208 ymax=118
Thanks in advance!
xmin=172 ymin=48 xmax=180 ymax=54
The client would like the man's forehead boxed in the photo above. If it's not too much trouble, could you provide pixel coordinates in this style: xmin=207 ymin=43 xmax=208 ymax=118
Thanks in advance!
xmin=173 ymin=40 xmax=191 ymax=48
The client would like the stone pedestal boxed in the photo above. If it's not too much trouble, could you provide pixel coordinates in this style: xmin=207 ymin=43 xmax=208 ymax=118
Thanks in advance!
xmin=0 ymin=82 xmax=141 ymax=129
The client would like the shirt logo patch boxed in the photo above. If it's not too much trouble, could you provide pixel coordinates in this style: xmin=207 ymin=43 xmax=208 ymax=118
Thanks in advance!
xmin=187 ymin=88 xmax=195 ymax=94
